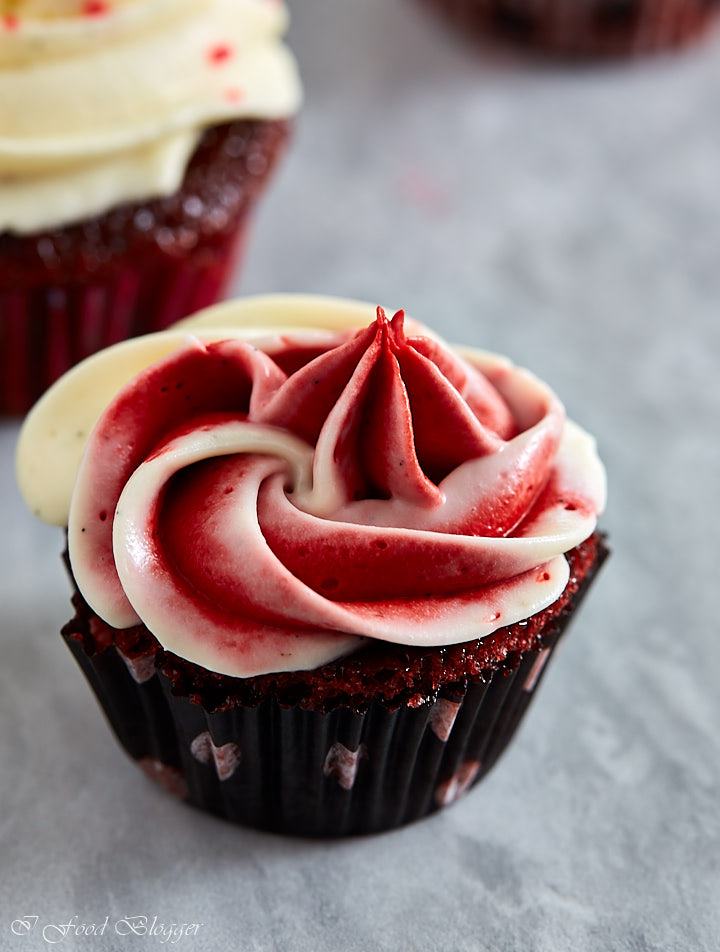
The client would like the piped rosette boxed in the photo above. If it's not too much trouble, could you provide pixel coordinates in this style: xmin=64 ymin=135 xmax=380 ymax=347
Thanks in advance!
xmin=17 ymin=295 xmax=606 ymax=678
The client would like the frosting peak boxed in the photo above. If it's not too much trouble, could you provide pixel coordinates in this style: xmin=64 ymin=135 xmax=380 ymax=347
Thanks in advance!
xmin=17 ymin=295 xmax=606 ymax=679
xmin=258 ymin=306 xmax=512 ymax=511
xmin=249 ymin=306 xmax=560 ymax=538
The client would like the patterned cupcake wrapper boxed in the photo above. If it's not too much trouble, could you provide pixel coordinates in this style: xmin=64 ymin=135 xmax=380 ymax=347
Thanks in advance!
xmin=0 ymin=224 xmax=247 ymax=416
xmin=61 ymin=550 xmax=605 ymax=838
xmin=423 ymin=0 xmax=720 ymax=55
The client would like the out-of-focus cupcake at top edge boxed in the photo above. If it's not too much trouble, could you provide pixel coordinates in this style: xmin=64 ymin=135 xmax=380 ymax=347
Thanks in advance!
xmin=418 ymin=0 xmax=720 ymax=56
xmin=0 ymin=0 xmax=301 ymax=415
xmin=17 ymin=294 xmax=608 ymax=837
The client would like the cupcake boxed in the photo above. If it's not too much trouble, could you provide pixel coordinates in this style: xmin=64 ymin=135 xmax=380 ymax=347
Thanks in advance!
xmin=419 ymin=0 xmax=720 ymax=56
xmin=17 ymin=294 xmax=608 ymax=836
xmin=0 ymin=0 xmax=301 ymax=415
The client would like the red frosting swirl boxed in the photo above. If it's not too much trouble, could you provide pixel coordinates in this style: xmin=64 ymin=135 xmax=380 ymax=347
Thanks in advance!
xmin=68 ymin=307 xmax=604 ymax=677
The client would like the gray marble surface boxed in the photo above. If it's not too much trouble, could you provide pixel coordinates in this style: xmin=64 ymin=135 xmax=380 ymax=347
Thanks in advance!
xmin=2 ymin=2 xmax=720 ymax=950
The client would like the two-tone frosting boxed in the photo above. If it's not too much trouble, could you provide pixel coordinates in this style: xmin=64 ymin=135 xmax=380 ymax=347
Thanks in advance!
xmin=17 ymin=295 xmax=606 ymax=678
xmin=0 ymin=0 xmax=301 ymax=234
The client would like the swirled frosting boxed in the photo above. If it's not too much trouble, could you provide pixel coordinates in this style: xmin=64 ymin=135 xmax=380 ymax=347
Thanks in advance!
xmin=0 ymin=0 xmax=301 ymax=233
xmin=17 ymin=295 xmax=606 ymax=678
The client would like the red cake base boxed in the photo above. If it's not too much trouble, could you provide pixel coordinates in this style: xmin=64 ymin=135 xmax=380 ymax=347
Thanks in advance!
xmin=61 ymin=533 xmax=608 ymax=836
xmin=0 ymin=119 xmax=290 ymax=416
xmin=420 ymin=0 xmax=720 ymax=56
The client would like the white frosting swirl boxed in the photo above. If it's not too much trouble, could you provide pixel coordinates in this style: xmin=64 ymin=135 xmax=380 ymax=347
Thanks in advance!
xmin=0 ymin=0 xmax=301 ymax=233
xmin=16 ymin=295 xmax=607 ymax=679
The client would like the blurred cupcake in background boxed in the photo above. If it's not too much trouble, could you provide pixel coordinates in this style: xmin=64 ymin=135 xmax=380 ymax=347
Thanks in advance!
xmin=419 ymin=0 xmax=720 ymax=57
xmin=0 ymin=0 xmax=301 ymax=414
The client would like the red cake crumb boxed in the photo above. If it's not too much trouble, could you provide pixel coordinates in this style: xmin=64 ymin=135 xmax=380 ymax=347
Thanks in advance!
xmin=64 ymin=533 xmax=607 ymax=714
xmin=82 ymin=1 xmax=110 ymax=16
xmin=208 ymin=43 xmax=234 ymax=65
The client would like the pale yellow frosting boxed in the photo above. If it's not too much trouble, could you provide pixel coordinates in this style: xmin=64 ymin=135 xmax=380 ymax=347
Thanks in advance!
xmin=0 ymin=0 xmax=301 ymax=233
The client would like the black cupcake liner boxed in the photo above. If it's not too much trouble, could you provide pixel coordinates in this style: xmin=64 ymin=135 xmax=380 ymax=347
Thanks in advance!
xmin=61 ymin=543 xmax=607 ymax=837
xmin=64 ymin=632 xmax=552 ymax=835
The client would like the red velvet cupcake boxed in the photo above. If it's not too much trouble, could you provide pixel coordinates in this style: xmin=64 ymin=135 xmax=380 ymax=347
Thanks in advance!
xmin=0 ymin=0 xmax=301 ymax=415
xmin=419 ymin=0 xmax=720 ymax=56
xmin=17 ymin=294 xmax=608 ymax=836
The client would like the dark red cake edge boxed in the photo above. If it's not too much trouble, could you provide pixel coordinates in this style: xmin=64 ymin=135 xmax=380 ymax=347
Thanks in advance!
xmin=63 ymin=532 xmax=608 ymax=714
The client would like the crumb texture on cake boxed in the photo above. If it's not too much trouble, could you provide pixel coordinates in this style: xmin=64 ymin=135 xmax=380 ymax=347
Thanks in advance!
xmin=64 ymin=533 xmax=606 ymax=713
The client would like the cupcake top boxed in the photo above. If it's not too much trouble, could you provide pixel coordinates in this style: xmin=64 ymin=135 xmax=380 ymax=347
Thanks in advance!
xmin=17 ymin=295 xmax=606 ymax=678
xmin=0 ymin=0 xmax=301 ymax=234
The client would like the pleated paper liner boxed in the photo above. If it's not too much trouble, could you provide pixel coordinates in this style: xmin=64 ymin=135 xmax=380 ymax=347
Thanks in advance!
xmin=60 ymin=538 xmax=608 ymax=837
xmin=0 ymin=241 xmax=242 ymax=415
xmin=419 ymin=0 xmax=720 ymax=56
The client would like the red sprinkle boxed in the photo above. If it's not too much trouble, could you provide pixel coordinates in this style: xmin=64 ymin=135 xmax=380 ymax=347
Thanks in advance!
xmin=224 ymin=86 xmax=245 ymax=104
xmin=82 ymin=1 xmax=110 ymax=16
xmin=208 ymin=43 xmax=234 ymax=65
xmin=2 ymin=14 xmax=19 ymax=30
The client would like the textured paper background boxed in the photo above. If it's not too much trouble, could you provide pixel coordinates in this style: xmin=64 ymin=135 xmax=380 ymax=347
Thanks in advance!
xmin=1 ymin=1 xmax=719 ymax=949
